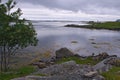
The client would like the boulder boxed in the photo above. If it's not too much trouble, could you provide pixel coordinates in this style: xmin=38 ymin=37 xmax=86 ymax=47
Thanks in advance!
xmin=55 ymin=48 xmax=74 ymax=59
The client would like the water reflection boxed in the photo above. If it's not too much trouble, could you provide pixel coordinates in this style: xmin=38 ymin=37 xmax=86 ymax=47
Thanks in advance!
xmin=22 ymin=21 xmax=120 ymax=56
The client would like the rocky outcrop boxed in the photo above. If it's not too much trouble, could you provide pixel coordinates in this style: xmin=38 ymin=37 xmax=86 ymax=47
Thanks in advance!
xmin=104 ymin=57 xmax=120 ymax=66
xmin=31 ymin=61 xmax=104 ymax=80
xmin=93 ymin=52 xmax=109 ymax=61
xmin=55 ymin=48 xmax=74 ymax=59
xmin=93 ymin=57 xmax=113 ymax=73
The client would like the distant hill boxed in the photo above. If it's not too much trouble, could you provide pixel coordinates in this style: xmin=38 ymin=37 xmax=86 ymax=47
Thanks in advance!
xmin=116 ymin=19 xmax=120 ymax=22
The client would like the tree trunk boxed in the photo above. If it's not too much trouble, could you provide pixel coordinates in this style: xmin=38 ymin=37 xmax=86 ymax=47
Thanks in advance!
xmin=0 ymin=46 xmax=3 ymax=71
xmin=3 ymin=45 xmax=7 ymax=71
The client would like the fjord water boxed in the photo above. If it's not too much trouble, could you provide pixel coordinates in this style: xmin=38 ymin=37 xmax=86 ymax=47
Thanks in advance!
xmin=24 ymin=21 xmax=120 ymax=56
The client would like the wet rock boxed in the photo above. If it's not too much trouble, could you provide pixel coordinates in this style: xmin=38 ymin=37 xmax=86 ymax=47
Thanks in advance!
xmin=71 ymin=41 xmax=78 ymax=43
xmin=105 ymin=57 xmax=120 ymax=66
xmin=56 ymin=48 xmax=74 ymax=59
xmin=93 ymin=52 xmax=109 ymax=61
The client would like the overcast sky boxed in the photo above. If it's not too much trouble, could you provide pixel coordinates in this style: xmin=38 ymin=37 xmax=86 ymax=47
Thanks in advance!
xmin=3 ymin=0 xmax=120 ymax=21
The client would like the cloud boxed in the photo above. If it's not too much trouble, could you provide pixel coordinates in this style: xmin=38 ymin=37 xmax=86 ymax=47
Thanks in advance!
xmin=3 ymin=0 xmax=120 ymax=21
xmin=18 ymin=4 xmax=120 ymax=21
xmin=15 ymin=0 xmax=120 ymax=15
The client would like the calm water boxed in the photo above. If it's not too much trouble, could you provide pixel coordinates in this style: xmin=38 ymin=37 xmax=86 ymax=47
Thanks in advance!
xmin=22 ymin=21 xmax=120 ymax=56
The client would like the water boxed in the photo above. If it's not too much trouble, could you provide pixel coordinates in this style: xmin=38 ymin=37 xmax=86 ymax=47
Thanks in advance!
xmin=22 ymin=21 xmax=120 ymax=56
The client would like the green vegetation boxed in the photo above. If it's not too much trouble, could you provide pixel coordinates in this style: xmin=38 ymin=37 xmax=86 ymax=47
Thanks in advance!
xmin=0 ymin=66 xmax=36 ymax=80
xmin=90 ymin=22 xmax=120 ymax=30
xmin=101 ymin=66 xmax=120 ymax=80
xmin=65 ymin=21 xmax=120 ymax=30
xmin=55 ymin=56 xmax=100 ymax=65
xmin=0 ymin=0 xmax=38 ymax=72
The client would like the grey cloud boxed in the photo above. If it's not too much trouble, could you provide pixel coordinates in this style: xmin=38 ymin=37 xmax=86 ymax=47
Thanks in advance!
xmin=4 ymin=0 xmax=120 ymax=15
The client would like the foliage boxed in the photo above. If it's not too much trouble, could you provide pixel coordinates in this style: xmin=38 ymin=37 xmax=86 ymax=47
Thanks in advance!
xmin=0 ymin=0 xmax=38 ymax=71
xmin=55 ymin=56 xmax=100 ymax=65
xmin=90 ymin=22 xmax=120 ymax=30
xmin=101 ymin=66 xmax=120 ymax=80
xmin=65 ymin=21 xmax=120 ymax=30
xmin=0 ymin=66 xmax=36 ymax=80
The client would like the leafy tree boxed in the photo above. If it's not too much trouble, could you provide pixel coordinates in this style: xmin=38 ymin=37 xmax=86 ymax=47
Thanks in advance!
xmin=0 ymin=0 xmax=38 ymax=72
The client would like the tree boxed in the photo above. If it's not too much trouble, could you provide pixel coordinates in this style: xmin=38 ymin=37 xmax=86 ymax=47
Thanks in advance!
xmin=0 ymin=0 xmax=38 ymax=72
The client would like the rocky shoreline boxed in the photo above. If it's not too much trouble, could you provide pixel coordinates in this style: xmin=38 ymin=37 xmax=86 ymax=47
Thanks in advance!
xmin=12 ymin=48 xmax=120 ymax=80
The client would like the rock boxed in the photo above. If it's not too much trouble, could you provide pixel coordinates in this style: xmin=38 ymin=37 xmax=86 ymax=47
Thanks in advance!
xmin=71 ymin=41 xmax=78 ymax=43
xmin=55 ymin=48 xmax=74 ymax=59
xmin=37 ymin=62 xmax=47 ymax=69
xmin=93 ymin=57 xmax=113 ymax=73
xmin=83 ymin=71 xmax=98 ymax=78
xmin=26 ymin=76 xmax=49 ymax=80
xmin=13 ymin=60 xmax=105 ymax=80
xmin=105 ymin=57 xmax=120 ymax=66
xmin=40 ymin=56 xmax=56 ymax=63
xmin=11 ymin=78 xmax=25 ymax=80
xmin=31 ymin=60 xmax=104 ymax=80
xmin=108 ymin=55 xmax=117 ymax=58
xmin=93 ymin=52 xmax=109 ymax=61
xmin=32 ymin=62 xmax=47 ymax=69
xmin=93 ymin=75 xmax=105 ymax=80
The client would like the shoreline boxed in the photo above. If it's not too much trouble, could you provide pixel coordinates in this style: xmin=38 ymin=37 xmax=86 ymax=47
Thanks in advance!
xmin=65 ymin=22 xmax=120 ymax=31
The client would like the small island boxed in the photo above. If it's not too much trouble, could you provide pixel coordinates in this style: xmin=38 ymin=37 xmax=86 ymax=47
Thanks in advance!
xmin=65 ymin=21 xmax=120 ymax=31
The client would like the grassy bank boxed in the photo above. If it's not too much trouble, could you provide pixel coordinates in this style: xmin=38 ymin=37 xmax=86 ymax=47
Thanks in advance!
xmin=101 ymin=66 xmax=120 ymax=80
xmin=65 ymin=21 xmax=120 ymax=30
xmin=0 ymin=66 xmax=36 ymax=80
xmin=55 ymin=56 xmax=100 ymax=65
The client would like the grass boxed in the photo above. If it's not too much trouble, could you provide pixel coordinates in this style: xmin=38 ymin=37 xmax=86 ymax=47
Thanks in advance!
xmin=90 ymin=22 xmax=120 ymax=30
xmin=55 ymin=56 xmax=100 ymax=65
xmin=65 ymin=21 xmax=120 ymax=30
xmin=0 ymin=66 xmax=36 ymax=80
xmin=101 ymin=66 xmax=120 ymax=80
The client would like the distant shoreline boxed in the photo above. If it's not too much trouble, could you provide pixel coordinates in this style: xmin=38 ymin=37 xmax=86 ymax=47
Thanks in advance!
xmin=65 ymin=22 xmax=120 ymax=31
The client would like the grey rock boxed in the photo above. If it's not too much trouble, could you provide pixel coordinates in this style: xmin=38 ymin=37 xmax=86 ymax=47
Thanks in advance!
xmin=56 ymin=48 xmax=74 ymax=59
xmin=93 ymin=52 xmax=109 ymax=61
xmin=31 ymin=61 xmax=104 ymax=80
xmin=93 ymin=57 xmax=113 ymax=73
xmin=105 ymin=57 xmax=120 ymax=66
xmin=40 ymin=56 xmax=56 ymax=63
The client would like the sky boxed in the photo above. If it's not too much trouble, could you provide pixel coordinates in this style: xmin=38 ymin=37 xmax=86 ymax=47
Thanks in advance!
xmin=3 ymin=0 xmax=120 ymax=21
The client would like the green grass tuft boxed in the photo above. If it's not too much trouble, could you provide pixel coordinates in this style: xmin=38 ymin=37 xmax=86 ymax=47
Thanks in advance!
xmin=0 ymin=66 xmax=36 ymax=80
xmin=90 ymin=22 xmax=120 ymax=30
xmin=55 ymin=56 xmax=99 ymax=65
xmin=101 ymin=66 xmax=120 ymax=80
